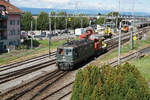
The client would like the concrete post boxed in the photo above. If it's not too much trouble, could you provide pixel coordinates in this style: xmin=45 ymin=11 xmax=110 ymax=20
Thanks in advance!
xmin=118 ymin=22 xmax=122 ymax=64
xmin=49 ymin=13 xmax=52 ymax=58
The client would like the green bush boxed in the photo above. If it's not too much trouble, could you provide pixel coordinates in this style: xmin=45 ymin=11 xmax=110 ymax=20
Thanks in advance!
xmin=23 ymin=39 xmax=40 ymax=49
xmin=71 ymin=63 xmax=150 ymax=100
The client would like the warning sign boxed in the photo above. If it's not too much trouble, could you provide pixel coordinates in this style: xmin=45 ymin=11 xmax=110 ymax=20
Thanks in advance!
xmin=133 ymin=36 xmax=137 ymax=41
xmin=68 ymin=18 xmax=71 ymax=22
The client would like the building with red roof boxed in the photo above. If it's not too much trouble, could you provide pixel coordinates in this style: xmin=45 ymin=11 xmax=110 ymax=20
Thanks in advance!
xmin=0 ymin=0 xmax=23 ymax=52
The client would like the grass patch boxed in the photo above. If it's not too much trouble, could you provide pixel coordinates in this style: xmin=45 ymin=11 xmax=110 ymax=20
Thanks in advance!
xmin=38 ymin=39 xmax=66 ymax=49
xmin=129 ymin=55 xmax=150 ymax=81
xmin=101 ymin=37 xmax=150 ymax=62
xmin=91 ymin=35 xmax=150 ymax=84
xmin=0 ymin=39 xmax=67 ymax=65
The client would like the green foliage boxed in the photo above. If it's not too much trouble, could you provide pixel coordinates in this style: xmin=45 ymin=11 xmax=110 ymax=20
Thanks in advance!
xmin=71 ymin=63 xmax=150 ymax=100
xmin=96 ymin=17 xmax=105 ymax=25
xmin=49 ymin=11 xmax=89 ymax=30
xmin=50 ymin=11 xmax=56 ymax=30
xmin=37 ymin=11 xmax=49 ymax=30
xmin=16 ymin=45 xmax=22 ymax=50
xmin=32 ymin=18 xmax=36 ymax=30
xmin=130 ymin=55 xmax=150 ymax=81
xmin=79 ymin=14 xmax=89 ymax=28
xmin=22 ymin=11 xmax=90 ymax=31
xmin=21 ymin=12 xmax=33 ymax=31
xmin=106 ymin=12 xmax=122 ymax=28
xmin=82 ymin=17 xmax=90 ymax=27
xmin=38 ymin=39 xmax=66 ymax=49
xmin=23 ymin=39 xmax=40 ymax=49
xmin=70 ymin=15 xmax=89 ymax=29
xmin=107 ymin=12 xmax=120 ymax=16
xmin=56 ymin=11 xmax=66 ymax=29
xmin=70 ymin=17 xmax=81 ymax=29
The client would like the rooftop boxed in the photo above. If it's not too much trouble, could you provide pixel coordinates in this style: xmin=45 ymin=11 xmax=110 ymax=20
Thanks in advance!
xmin=0 ymin=0 xmax=23 ymax=14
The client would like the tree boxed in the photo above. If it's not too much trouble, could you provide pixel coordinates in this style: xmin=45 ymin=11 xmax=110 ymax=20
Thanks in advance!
xmin=82 ymin=17 xmax=89 ymax=28
xmin=71 ymin=63 xmax=150 ymax=100
xmin=70 ymin=14 xmax=89 ymax=29
xmin=79 ymin=14 xmax=89 ymax=28
xmin=22 ymin=39 xmax=40 ymax=49
xmin=107 ymin=12 xmax=122 ymax=28
xmin=50 ymin=11 xmax=56 ymax=30
xmin=107 ymin=12 xmax=120 ymax=16
xmin=96 ymin=17 xmax=105 ymax=25
xmin=37 ymin=12 xmax=49 ymax=31
xmin=70 ymin=17 xmax=81 ymax=29
xmin=71 ymin=69 xmax=84 ymax=100
xmin=21 ymin=12 xmax=33 ymax=31
xmin=56 ymin=11 xmax=66 ymax=29
xmin=32 ymin=17 xmax=36 ymax=31
xmin=98 ymin=13 xmax=102 ymax=15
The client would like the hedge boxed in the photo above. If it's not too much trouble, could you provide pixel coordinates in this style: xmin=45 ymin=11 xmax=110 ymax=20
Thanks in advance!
xmin=71 ymin=63 xmax=150 ymax=100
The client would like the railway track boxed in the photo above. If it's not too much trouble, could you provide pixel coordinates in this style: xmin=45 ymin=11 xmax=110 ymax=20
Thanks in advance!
xmin=0 ymin=51 xmax=57 ymax=85
xmin=29 ymin=71 xmax=69 ymax=100
xmin=1 ymin=70 xmax=68 ymax=100
xmin=0 ymin=58 xmax=56 ymax=84
xmin=41 ymin=81 xmax=73 ymax=100
xmin=47 ymin=46 xmax=150 ymax=100
xmin=0 ymin=27 xmax=149 ymax=100
xmin=108 ymin=46 xmax=149 ymax=66
xmin=0 ymin=51 xmax=56 ymax=72
xmin=40 ymin=27 xmax=150 ymax=100
xmin=0 ymin=69 xmax=58 ymax=98
xmin=0 ymin=26 xmax=147 ymax=72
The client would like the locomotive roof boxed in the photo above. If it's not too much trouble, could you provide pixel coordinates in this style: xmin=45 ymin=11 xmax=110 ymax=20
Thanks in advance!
xmin=58 ymin=39 xmax=93 ymax=48
xmin=89 ymin=34 xmax=104 ymax=40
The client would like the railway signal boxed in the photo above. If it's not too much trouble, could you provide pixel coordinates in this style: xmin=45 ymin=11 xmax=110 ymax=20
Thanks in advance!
xmin=68 ymin=18 xmax=71 ymax=22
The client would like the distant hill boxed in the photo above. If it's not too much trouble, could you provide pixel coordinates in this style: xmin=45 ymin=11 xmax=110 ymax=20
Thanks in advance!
xmin=20 ymin=7 xmax=150 ymax=16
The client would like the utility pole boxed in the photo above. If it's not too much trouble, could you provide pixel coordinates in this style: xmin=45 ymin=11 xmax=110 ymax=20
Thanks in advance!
xmin=73 ymin=1 xmax=79 ymax=15
xmin=118 ymin=0 xmax=121 ymax=64
xmin=72 ymin=1 xmax=80 ymax=34
xmin=89 ymin=19 xmax=91 ymax=26
xmin=118 ymin=22 xmax=122 ymax=64
xmin=35 ymin=18 xmax=37 ymax=31
xmin=116 ymin=0 xmax=120 ymax=31
xmin=66 ymin=14 xmax=68 ymax=32
xmin=81 ymin=18 xmax=83 ymax=28
xmin=54 ymin=15 xmax=56 ymax=34
xmin=31 ymin=21 xmax=33 ymax=49
xmin=66 ymin=17 xmax=68 ymax=30
xmin=112 ymin=7 xmax=114 ymax=29
xmin=49 ymin=13 xmax=52 ymax=58
xmin=131 ymin=0 xmax=135 ymax=50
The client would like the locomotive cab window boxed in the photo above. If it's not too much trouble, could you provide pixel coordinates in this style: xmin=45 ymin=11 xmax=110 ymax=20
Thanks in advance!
xmin=66 ymin=49 xmax=72 ymax=55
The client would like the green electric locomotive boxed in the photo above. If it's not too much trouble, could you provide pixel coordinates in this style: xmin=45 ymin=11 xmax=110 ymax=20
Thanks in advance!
xmin=56 ymin=39 xmax=95 ymax=70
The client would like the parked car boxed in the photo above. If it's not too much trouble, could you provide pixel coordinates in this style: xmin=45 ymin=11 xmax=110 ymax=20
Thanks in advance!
xmin=62 ymin=29 xmax=70 ymax=33
xmin=41 ymin=32 xmax=46 ymax=37
xmin=30 ymin=32 xmax=35 ymax=35
xmin=34 ymin=35 xmax=41 ymax=38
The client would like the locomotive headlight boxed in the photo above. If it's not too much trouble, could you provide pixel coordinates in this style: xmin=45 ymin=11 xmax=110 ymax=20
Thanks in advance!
xmin=63 ymin=56 xmax=65 ymax=60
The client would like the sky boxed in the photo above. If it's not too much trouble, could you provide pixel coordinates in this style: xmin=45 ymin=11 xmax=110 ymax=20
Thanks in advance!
xmin=11 ymin=0 xmax=150 ymax=13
